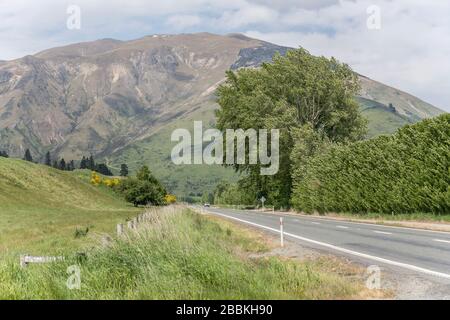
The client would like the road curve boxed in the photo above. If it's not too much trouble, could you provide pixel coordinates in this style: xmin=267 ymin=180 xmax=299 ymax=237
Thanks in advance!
xmin=200 ymin=206 xmax=450 ymax=281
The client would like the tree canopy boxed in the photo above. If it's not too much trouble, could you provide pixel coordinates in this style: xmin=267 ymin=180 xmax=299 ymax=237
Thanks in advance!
xmin=117 ymin=165 xmax=167 ymax=207
xmin=216 ymin=48 xmax=367 ymax=207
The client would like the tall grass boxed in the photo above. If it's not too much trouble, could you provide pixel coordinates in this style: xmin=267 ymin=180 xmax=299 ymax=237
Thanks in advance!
xmin=0 ymin=206 xmax=360 ymax=299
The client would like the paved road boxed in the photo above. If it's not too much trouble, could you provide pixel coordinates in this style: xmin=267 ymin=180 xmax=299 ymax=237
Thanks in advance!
xmin=201 ymin=206 xmax=450 ymax=281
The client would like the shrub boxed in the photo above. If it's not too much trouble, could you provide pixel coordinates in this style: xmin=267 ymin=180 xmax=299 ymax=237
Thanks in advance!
xmin=90 ymin=172 xmax=102 ymax=185
xmin=74 ymin=227 xmax=89 ymax=238
xmin=117 ymin=166 xmax=167 ymax=207
xmin=103 ymin=178 xmax=120 ymax=188
xmin=165 ymin=194 xmax=177 ymax=204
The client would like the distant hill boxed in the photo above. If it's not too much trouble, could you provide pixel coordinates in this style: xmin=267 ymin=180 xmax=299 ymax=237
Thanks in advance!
xmin=357 ymin=75 xmax=443 ymax=136
xmin=0 ymin=33 xmax=445 ymax=196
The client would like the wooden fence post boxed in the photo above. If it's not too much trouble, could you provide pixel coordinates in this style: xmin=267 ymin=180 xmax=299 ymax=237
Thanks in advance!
xmin=127 ymin=220 xmax=134 ymax=230
xmin=117 ymin=223 xmax=124 ymax=236
xmin=19 ymin=255 xmax=64 ymax=268
xmin=20 ymin=254 xmax=28 ymax=268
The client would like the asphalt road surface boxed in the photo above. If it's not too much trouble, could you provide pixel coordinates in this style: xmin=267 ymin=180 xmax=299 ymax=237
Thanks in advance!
xmin=201 ymin=206 xmax=450 ymax=282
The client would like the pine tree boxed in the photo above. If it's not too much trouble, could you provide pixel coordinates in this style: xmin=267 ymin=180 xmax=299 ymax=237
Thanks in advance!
xmin=120 ymin=163 xmax=129 ymax=177
xmin=96 ymin=163 xmax=113 ymax=176
xmin=80 ymin=156 xmax=87 ymax=169
xmin=45 ymin=151 xmax=52 ymax=166
xmin=23 ymin=149 xmax=33 ymax=162
xmin=88 ymin=154 xmax=95 ymax=170
xmin=53 ymin=160 xmax=59 ymax=169
xmin=59 ymin=158 xmax=66 ymax=171
xmin=0 ymin=150 xmax=8 ymax=158
xmin=68 ymin=160 xmax=75 ymax=171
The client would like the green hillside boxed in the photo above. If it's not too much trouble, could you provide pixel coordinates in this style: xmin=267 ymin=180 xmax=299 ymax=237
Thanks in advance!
xmin=107 ymin=107 xmax=240 ymax=199
xmin=0 ymin=158 xmax=140 ymax=254
xmin=357 ymin=97 xmax=414 ymax=137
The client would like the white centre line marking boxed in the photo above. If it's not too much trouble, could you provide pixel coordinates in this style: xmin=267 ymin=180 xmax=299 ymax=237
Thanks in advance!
xmin=205 ymin=209 xmax=450 ymax=280
xmin=336 ymin=225 xmax=349 ymax=229
xmin=311 ymin=222 xmax=321 ymax=225
xmin=373 ymin=230 xmax=393 ymax=235
xmin=434 ymin=239 xmax=450 ymax=244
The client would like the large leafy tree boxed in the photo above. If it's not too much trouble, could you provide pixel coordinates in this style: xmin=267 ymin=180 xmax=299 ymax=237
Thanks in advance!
xmin=216 ymin=48 xmax=367 ymax=207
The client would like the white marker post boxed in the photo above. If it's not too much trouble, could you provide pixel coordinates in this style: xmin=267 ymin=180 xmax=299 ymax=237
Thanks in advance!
xmin=280 ymin=217 xmax=284 ymax=247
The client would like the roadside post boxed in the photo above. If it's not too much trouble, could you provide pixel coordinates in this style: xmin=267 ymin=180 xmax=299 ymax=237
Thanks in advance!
xmin=280 ymin=217 xmax=284 ymax=247
xmin=117 ymin=223 xmax=124 ymax=236
xmin=127 ymin=220 xmax=134 ymax=230
xmin=260 ymin=196 xmax=266 ymax=211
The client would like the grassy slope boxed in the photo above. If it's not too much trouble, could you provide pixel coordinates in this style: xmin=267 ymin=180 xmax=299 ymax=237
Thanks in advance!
xmin=0 ymin=207 xmax=378 ymax=299
xmin=0 ymin=158 xmax=140 ymax=255
xmin=358 ymin=75 xmax=444 ymax=119
xmin=357 ymin=97 xmax=414 ymax=137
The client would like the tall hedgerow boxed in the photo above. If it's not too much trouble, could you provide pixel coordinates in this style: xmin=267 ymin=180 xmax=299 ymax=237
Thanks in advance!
xmin=291 ymin=114 xmax=450 ymax=215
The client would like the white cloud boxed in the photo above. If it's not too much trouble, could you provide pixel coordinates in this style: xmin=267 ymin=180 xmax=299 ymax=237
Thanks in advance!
xmin=245 ymin=0 xmax=450 ymax=111
xmin=215 ymin=3 xmax=279 ymax=29
xmin=166 ymin=15 xmax=202 ymax=30
xmin=0 ymin=0 xmax=448 ymax=110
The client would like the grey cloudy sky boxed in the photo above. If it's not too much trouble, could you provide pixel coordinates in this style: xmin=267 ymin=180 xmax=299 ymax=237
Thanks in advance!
xmin=0 ymin=0 xmax=449 ymax=111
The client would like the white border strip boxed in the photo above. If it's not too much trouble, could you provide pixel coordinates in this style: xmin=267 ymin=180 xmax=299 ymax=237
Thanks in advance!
xmin=243 ymin=209 xmax=450 ymax=235
xmin=434 ymin=239 xmax=450 ymax=244
xmin=373 ymin=230 xmax=393 ymax=235
xmin=208 ymin=209 xmax=450 ymax=280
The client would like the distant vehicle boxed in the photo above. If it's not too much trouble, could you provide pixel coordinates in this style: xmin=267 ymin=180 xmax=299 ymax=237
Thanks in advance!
xmin=203 ymin=203 xmax=210 ymax=207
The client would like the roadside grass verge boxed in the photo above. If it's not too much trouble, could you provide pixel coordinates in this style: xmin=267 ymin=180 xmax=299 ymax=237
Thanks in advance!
xmin=0 ymin=206 xmax=374 ymax=299
xmin=301 ymin=211 xmax=450 ymax=223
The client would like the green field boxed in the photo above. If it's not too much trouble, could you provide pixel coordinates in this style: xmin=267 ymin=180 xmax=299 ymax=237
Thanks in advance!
xmin=0 ymin=157 xmax=141 ymax=255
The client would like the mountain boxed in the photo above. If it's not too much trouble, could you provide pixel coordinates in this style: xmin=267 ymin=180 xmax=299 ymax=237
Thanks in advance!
xmin=0 ymin=33 xmax=445 ymax=196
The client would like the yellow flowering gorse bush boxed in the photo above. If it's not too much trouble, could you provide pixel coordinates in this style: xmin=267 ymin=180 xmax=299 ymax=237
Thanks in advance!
xmin=90 ymin=172 xmax=120 ymax=188
xmin=164 ymin=194 xmax=177 ymax=204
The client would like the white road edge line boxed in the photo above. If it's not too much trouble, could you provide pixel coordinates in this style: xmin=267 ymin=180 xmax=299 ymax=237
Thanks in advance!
xmin=311 ymin=222 xmax=321 ymax=225
xmin=270 ymin=214 xmax=450 ymax=235
xmin=207 ymin=210 xmax=450 ymax=280
xmin=373 ymin=230 xmax=393 ymax=235
xmin=336 ymin=225 xmax=349 ymax=229
xmin=434 ymin=239 xmax=450 ymax=244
